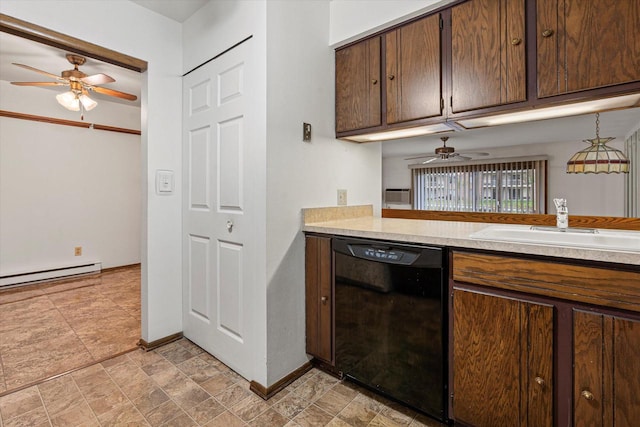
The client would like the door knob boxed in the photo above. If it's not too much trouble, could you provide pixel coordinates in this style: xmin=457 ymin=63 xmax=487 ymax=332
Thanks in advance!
xmin=511 ymin=37 xmax=522 ymax=46
xmin=321 ymin=296 xmax=328 ymax=304
xmin=542 ymin=29 xmax=554 ymax=38
xmin=534 ymin=376 xmax=545 ymax=387
xmin=388 ymin=75 xmax=395 ymax=81
xmin=226 ymin=220 xmax=233 ymax=232
xmin=371 ymin=78 xmax=378 ymax=85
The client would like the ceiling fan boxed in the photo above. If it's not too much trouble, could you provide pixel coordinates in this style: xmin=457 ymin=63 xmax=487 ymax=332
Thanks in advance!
xmin=405 ymin=136 xmax=489 ymax=164
xmin=10 ymin=54 xmax=137 ymax=117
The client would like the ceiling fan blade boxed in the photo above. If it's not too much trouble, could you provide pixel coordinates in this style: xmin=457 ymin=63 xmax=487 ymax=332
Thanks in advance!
xmin=11 ymin=81 xmax=65 ymax=87
xmin=422 ymin=157 xmax=439 ymax=164
xmin=81 ymin=73 xmax=115 ymax=86
xmin=458 ymin=151 xmax=490 ymax=156
xmin=12 ymin=63 xmax=64 ymax=81
xmin=91 ymin=86 xmax=138 ymax=101
xmin=405 ymin=154 xmax=436 ymax=160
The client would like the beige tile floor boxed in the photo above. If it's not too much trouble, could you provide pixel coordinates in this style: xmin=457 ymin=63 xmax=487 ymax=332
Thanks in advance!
xmin=0 ymin=266 xmax=141 ymax=394
xmin=0 ymin=338 xmax=446 ymax=427
xmin=0 ymin=266 xmax=447 ymax=426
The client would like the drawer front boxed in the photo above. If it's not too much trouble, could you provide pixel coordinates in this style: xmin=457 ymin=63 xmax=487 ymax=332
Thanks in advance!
xmin=452 ymin=252 xmax=640 ymax=312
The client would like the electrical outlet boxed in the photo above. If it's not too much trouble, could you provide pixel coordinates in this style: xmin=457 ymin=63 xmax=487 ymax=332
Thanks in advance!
xmin=337 ymin=189 xmax=347 ymax=206
xmin=74 ymin=246 xmax=82 ymax=256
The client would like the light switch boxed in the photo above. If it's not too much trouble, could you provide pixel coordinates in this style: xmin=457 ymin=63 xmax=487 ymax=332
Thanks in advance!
xmin=156 ymin=170 xmax=174 ymax=195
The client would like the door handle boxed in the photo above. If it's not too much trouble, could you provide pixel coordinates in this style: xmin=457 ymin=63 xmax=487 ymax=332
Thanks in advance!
xmin=226 ymin=220 xmax=233 ymax=232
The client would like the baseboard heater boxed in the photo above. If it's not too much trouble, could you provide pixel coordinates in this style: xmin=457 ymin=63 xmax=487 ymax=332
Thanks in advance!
xmin=0 ymin=262 xmax=102 ymax=288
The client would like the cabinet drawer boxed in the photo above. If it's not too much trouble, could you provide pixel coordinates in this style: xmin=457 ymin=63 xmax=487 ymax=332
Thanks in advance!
xmin=452 ymin=252 xmax=640 ymax=312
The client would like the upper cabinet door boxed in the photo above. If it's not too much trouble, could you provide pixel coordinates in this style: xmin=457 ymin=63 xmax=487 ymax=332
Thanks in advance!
xmin=537 ymin=0 xmax=640 ymax=98
xmin=385 ymin=13 xmax=442 ymax=124
xmin=451 ymin=0 xmax=526 ymax=113
xmin=335 ymin=37 xmax=381 ymax=133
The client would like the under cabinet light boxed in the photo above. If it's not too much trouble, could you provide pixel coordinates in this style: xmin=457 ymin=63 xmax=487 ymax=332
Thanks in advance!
xmin=342 ymin=123 xmax=453 ymax=142
xmin=456 ymin=94 xmax=640 ymax=128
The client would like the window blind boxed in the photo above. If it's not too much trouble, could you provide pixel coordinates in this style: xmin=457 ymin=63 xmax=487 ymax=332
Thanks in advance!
xmin=412 ymin=157 xmax=547 ymax=214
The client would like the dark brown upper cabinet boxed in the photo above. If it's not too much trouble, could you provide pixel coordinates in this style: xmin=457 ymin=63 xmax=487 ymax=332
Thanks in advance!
xmin=537 ymin=0 xmax=640 ymax=98
xmin=335 ymin=36 xmax=381 ymax=133
xmin=451 ymin=0 xmax=526 ymax=112
xmin=386 ymin=13 xmax=442 ymax=124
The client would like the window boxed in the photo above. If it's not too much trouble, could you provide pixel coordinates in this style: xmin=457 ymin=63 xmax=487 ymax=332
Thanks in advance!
xmin=411 ymin=157 xmax=547 ymax=214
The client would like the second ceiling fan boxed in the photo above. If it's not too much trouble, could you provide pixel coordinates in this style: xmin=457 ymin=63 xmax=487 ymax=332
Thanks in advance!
xmin=405 ymin=136 xmax=489 ymax=164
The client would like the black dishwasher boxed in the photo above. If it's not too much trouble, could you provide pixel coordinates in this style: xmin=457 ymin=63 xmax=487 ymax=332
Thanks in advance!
xmin=333 ymin=237 xmax=447 ymax=422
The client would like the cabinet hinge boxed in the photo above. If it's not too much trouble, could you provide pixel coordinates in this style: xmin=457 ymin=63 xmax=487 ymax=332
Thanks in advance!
xmin=439 ymin=17 xmax=443 ymax=30
xmin=450 ymin=96 xmax=453 ymax=107
xmin=440 ymin=98 xmax=444 ymax=110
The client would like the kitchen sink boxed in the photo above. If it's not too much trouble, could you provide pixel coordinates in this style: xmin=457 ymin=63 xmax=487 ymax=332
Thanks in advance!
xmin=469 ymin=224 xmax=640 ymax=252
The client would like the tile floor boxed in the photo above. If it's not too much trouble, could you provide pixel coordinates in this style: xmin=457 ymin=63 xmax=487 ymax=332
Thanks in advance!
xmin=0 ymin=338 xmax=446 ymax=427
xmin=0 ymin=266 xmax=141 ymax=394
xmin=0 ymin=266 xmax=446 ymax=426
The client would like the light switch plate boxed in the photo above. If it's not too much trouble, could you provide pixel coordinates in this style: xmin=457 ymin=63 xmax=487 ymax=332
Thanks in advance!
xmin=303 ymin=123 xmax=312 ymax=142
xmin=156 ymin=170 xmax=174 ymax=195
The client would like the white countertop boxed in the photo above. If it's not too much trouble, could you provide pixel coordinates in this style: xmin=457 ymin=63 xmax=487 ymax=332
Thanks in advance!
xmin=303 ymin=216 xmax=640 ymax=266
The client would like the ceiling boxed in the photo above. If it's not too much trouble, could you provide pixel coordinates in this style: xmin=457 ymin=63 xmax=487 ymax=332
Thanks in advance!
xmin=380 ymin=107 xmax=640 ymax=159
xmin=130 ymin=0 xmax=209 ymax=22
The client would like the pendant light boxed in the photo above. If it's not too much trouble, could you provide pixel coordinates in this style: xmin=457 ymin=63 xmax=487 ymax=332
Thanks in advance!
xmin=566 ymin=113 xmax=630 ymax=174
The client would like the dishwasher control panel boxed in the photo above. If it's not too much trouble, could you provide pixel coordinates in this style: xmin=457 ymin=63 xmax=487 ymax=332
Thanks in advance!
xmin=349 ymin=245 xmax=419 ymax=265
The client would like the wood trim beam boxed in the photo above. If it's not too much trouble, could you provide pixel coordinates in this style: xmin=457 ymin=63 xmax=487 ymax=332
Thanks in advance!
xmin=0 ymin=13 xmax=147 ymax=72
xmin=0 ymin=110 xmax=141 ymax=136
xmin=382 ymin=209 xmax=640 ymax=231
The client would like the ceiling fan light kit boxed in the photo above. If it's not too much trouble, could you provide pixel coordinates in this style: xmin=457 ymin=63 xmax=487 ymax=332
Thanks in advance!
xmin=11 ymin=53 xmax=137 ymax=119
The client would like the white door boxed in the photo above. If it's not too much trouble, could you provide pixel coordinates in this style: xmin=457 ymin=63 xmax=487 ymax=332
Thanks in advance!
xmin=182 ymin=40 xmax=258 ymax=379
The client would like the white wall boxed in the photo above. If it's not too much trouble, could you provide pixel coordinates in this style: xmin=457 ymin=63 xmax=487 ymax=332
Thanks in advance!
xmin=0 ymin=0 xmax=183 ymax=342
xmin=265 ymin=0 xmax=382 ymax=386
xmin=329 ymin=0 xmax=454 ymax=46
xmin=382 ymin=139 xmax=627 ymax=216
xmin=0 ymin=82 xmax=141 ymax=274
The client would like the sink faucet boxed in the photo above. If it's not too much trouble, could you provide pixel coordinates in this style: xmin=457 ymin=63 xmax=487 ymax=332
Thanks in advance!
xmin=554 ymin=198 xmax=568 ymax=230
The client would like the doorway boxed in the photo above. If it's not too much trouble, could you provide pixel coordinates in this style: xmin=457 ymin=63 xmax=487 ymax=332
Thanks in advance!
xmin=0 ymin=15 xmax=146 ymax=395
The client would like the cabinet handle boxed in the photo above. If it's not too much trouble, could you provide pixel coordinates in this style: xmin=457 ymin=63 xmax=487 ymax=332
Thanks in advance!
xmin=511 ymin=37 xmax=522 ymax=46
xmin=388 ymin=75 xmax=395 ymax=81
xmin=371 ymin=79 xmax=378 ymax=85
xmin=534 ymin=376 xmax=545 ymax=387
xmin=321 ymin=296 xmax=328 ymax=304
xmin=581 ymin=390 xmax=594 ymax=401
xmin=542 ymin=29 xmax=554 ymax=38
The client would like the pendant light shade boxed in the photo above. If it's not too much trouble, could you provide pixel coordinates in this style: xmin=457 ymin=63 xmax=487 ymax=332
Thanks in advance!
xmin=566 ymin=113 xmax=630 ymax=174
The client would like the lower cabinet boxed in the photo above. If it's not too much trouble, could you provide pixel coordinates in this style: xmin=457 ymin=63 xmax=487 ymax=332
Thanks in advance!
xmin=304 ymin=235 xmax=333 ymax=364
xmin=452 ymin=288 xmax=553 ymax=427
xmin=452 ymin=250 xmax=640 ymax=427
xmin=574 ymin=310 xmax=640 ymax=427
